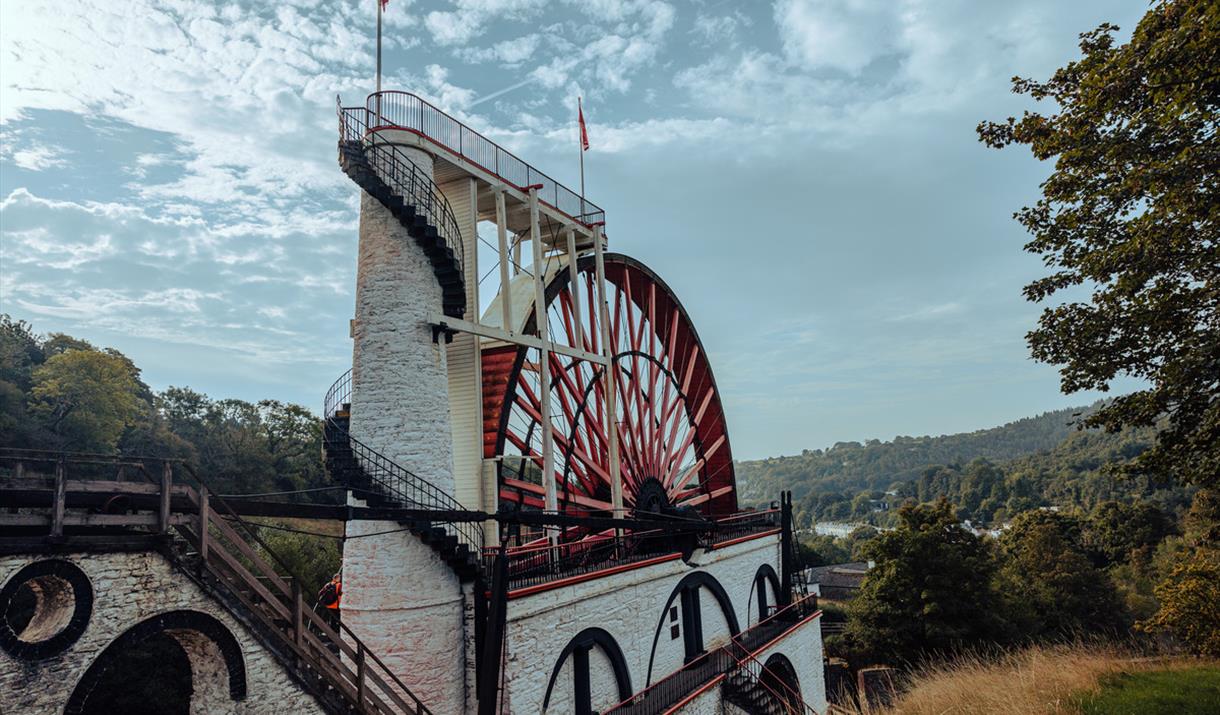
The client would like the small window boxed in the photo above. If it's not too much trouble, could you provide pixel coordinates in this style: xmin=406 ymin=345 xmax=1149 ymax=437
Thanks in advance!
xmin=669 ymin=606 xmax=678 ymax=623
xmin=669 ymin=624 xmax=680 ymax=640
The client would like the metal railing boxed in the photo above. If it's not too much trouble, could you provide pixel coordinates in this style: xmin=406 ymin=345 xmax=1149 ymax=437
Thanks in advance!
xmin=493 ymin=528 xmax=680 ymax=592
xmin=495 ymin=509 xmax=780 ymax=592
xmin=339 ymin=103 xmax=465 ymax=285
xmin=322 ymin=371 xmax=486 ymax=566
xmin=606 ymin=594 xmax=821 ymax=715
xmin=722 ymin=644 xmax=817 ymax=715
xmin=0 ymin=448 xmax=432 ymax=715
xmin=363 ymin=90 xmax=606 ymax=226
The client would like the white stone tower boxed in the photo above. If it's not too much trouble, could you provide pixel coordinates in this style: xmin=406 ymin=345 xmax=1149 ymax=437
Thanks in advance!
xmin=342 ymin=136 xmax=469 ymax=713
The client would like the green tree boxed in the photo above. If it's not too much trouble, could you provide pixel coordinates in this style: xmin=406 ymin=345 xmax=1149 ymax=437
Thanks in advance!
xmin=844 ymin=500 xmax=1004 ymax=666
xmin=996 ymin=510 xmax=1127 ymax=638
xmin=977 ymin=1 xmax=1220 ymax=491
xmin=1083 ymin=500 xmax=1175 ymax=566
xmin=29 ymin=349 xmax=142 ymax=451
xmin=1140 ymin=548 xmax=1220 ymax=656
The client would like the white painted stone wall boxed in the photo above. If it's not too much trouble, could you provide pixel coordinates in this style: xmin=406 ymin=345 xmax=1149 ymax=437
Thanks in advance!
xmin=752 ymin=610 xmax=827 ymax=714
xmin=501 ymin=535 xmax=790 ymax=713
xmin=0 ymin=551 xmax=325 ymax=715
xmin=349 ymin=157 xmax=454 ymax=494
xmin=342 ymin=518 xmax=468 ymax=714
xmin=344 ymin=138 xmax=472 ymax=714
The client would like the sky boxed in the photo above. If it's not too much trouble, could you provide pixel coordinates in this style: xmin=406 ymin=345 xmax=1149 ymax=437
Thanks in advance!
xmin=0 ymin=0 xmax=1147 ymax=460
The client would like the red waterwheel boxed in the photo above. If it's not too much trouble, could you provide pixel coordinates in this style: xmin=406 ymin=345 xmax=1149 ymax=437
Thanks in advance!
xmin=481 ymin=253 xmax=737 ymax=533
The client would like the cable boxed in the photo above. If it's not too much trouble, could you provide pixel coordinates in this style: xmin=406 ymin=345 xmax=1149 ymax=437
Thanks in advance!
xmin=218 ymin=486 xmax=347 ymax=499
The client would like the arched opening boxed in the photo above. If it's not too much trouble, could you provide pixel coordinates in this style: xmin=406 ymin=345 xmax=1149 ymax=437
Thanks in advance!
xmin=542 ymin=628 xmax=633 ymax=715
xmin=646 ymin=572 xmax=740 ymax=685
xmin=77 ymin=631 xmax=193 ymax=715
xmin=748 ymin=564 xmax=782 ymax=625
xmin=761 ymin=652 xmax=803 ymax=711
xmin=0 ymin=559 xmax=93 ymax=660
xmin=66 ymin=610 xmax=246 ymax=715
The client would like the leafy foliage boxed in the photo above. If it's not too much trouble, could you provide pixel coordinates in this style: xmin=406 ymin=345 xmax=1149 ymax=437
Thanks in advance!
xmin=977 ymin=1 xmax=1220 ymax=491
xmin=0 ymin=314 xmax=336 ymax=503
xmin=1141 ymin=548 xmax=1220 ymax=657
xmin=996 ymin=511 xmax=1126 ymax=639
xmin=739 ymin=404 xmax=1090 ymax=504
xmin=844 ymin=500 xmax=1006 ymax=665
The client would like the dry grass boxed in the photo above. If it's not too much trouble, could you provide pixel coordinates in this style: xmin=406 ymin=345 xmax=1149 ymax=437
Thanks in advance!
xmin=836 ymin=643 xmax=1211 ymax=715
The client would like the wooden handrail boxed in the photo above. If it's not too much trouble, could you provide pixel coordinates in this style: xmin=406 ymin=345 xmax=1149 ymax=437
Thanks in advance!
xmin=172 ymin=484 xmax=432 ymax=714
xmin=3 ymin=448 xmax=438 ymax=715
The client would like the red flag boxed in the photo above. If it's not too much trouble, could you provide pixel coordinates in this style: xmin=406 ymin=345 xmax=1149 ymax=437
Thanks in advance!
xmin=578 ymin=98 xmax=589 ymax=151
xmin=380 ymin=0 xmax=389 ymax=8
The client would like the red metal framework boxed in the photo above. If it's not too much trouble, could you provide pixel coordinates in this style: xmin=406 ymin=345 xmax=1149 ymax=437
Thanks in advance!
xmin=482 ymin=254 xmax=736 ymax=528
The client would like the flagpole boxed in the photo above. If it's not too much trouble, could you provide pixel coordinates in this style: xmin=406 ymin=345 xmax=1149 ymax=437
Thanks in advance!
xmin=376 ymin=0 xmax=383 ymax=96
xmin=578 ymin=96 xmax=586 ymax=215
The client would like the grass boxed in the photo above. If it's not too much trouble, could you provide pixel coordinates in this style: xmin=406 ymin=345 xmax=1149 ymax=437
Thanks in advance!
xmin=835 ymin=643 xmax=1220 ymax=715
xmin=1074 ymin=666 xmax=1220 ymax=715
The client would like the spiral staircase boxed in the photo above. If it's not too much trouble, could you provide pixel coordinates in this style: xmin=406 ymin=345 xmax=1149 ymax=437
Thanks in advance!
xmin=321 ymin=371 xmax=486 ymax=583
xmin=338 ymin=102 xmax=466 ymax=319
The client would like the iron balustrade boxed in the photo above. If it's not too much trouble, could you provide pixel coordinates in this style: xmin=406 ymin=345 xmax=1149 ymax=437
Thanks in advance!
xmin=324 ymin=367 xmax=353 ymax=419
xmin=606 ymin=594 xmax=821 ymax=715
xmin=363 ymin=90 xmax=606 ymax=226
xmin=322 ymin=371 xmax=486 ymax=566
xmin=495 ymin=511 xmax=780 ymax=592
xmin=338 ymin=103 xmax=465 ymax=284
xmin=722 ymin=644 xmax=817 ymax=715
xmin=492 ymin=528 xmax=684 ymax=592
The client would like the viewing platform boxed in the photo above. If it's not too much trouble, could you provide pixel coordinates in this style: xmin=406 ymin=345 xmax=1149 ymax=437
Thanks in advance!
xmin=340 ymin=91 xmax=605 ymax=250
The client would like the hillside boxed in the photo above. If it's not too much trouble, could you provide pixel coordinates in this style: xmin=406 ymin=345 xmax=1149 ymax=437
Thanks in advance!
xmin=737 ymin=403 xmax=1100 ymax=503
xmin=737 ymin=403 xmax=1192 ymax=526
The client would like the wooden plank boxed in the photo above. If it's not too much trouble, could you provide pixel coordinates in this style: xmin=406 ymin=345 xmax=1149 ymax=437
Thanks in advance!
xmin=206 ymin=544 xmax=291 ymax=621
xmin=207 ymin=513 xmax=293 ymax=598
xmin=0 ymin=478 xmax=192 ymax=496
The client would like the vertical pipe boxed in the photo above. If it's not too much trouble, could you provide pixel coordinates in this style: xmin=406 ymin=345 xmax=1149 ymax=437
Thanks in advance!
xmin=528 ymin=188 xmax=557 ymax=524
xmin=495 ymin=189 xmax=513 ymax=333
xmin=375 ymin=1 xmax=382 ymax=97
xmin=593 ymin=225 xmax=624 ymax=519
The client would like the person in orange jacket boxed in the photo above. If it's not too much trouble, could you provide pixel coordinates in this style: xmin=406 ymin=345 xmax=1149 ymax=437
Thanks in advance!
xmin=317 ymin=572 xmax=342 ymax=632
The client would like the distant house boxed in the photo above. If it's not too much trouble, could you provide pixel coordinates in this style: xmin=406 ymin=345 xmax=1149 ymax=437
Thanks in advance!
xmin=805 ymin=561 xmax=873 ymax=601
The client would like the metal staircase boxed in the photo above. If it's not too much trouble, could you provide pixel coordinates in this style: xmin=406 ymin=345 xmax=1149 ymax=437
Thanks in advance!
xmin=721 ymin=648 xmax=813 ymax=715
xmin=322 ymin=371 xmax=486 ymax=583
xmin=338 ymin=101 xmax=466 ymax=319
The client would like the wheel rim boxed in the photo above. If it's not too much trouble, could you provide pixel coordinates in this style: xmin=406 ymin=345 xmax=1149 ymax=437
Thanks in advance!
xmin=482 ymin=254 xmax=737 ymax=525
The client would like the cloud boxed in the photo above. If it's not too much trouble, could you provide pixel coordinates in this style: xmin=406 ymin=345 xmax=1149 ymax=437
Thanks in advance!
xmin=456 ymin=34 xmax=541 ymax=65
xmin=690 ymin=12 xmax=750 ymax=47
xmin=423 ymin=0 xmax=548 ymax=46
xmin=7 ymin=142 xmax=70 ymax=171
xmin=774 ymin=0 xmax=899 ymax=75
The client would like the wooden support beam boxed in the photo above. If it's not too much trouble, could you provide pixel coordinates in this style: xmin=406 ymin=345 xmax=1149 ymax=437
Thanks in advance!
xmin=51 ymin=458 xmax=65 ymax=538
xmin=429 ymin=313 xmax=609 ymax=366
xmin=160 ymin=461 xmax=173 ymax=534
xmin=198 ymin=485 xmax=210 ymax=562
xmin=593 ymin=224 xmax=624 ymax=520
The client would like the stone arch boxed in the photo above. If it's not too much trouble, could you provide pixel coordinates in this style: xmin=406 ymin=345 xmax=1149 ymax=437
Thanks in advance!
xmin=0 ymin=558 xmax=93 ymax=660
xmin=646 ymin=571 xmax=740 ymax=685
xmin=761 ymin=652 xmax=803 ymax=709
xmin=541 ymin=627 xmax=633 ymax=715
xmin=65 ymin=610 xmax=246 ymax=714
xmin=747 ymin=563 xmax=782 ymax=625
